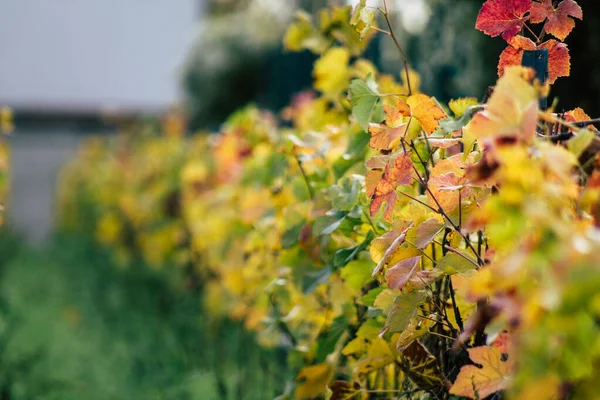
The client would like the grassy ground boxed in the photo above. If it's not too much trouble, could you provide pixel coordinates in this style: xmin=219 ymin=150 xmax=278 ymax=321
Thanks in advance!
xmin=0 ymin=233 xmax=287 ymax=400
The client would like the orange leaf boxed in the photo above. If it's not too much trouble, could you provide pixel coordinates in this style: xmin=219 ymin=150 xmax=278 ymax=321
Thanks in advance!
xmin=368 ymin=123 xmax=406 ymax=151
xmin=564 ymin=107 xmax=596 ymax=131
xmin=427 ymin=154 xmax=475 ymax=212
xmin=498 ymin=36 xmax=570 ymax=84
xmin=366 ymin=153 xmax=413 ymax=221
xmin=475 ymin=0 xmax=532 ymax=41
xmin=397 ymin=95 xmax=446 ymax=135
xmin=449 ymin=345 xmax=515 ymax=399
xmin=530 ymin=0 xmax=582 ymax=41
xmin=383 ymin=103 xmax=405 ymax=128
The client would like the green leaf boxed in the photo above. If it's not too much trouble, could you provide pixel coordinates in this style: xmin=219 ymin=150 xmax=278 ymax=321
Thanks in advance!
xmin=568 ymin=129 xmax=595 ymax=158
xmin=327 ymin=175 xmax=363 ymax=211
xmin=381 ymin=291 xmax=425 ymax=336
xmin=283 ymin=10 xmax=329 ymax=54
xmin=350 ymin=0 xmax=374 ymax=39
xmin=359 ymin=287 xmax=384 ymax=307
xmin=313 ymin=211 xmax=347 ymax=236
xmin=436 ymin=253 xmax=477 ymax=276
xmin=348 ymin=74 xmax=382 ymax=131
xmin=316 ymin=315 xmax=349 ymax=362
xmin=341 ymin=258 xmax=372 ymax=292
xmin=302 ymin=266 xmax=332 ymax=294
xmin=333 ymin=230 xmax=375 ymax=269
xmin=281 ymin=222 xmax=305 ymax=249
xmin=356 ymin=319 xmax=384 ymax=340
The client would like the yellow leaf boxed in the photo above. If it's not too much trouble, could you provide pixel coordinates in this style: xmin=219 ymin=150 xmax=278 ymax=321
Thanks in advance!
xmin=296 ymin=364 xmax=334 ymax=399
xmin=465 ymin=66 xmax=538 ymax=143
xmin=314 ymin=47 xmax=350 ymax=97
xmin=450 ymin=345 xmax=515 ymax=399
xmin=449 ymin=97 xmax=479 ymax=118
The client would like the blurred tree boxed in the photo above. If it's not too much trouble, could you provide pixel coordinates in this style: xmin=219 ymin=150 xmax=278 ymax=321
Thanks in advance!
xmin=183 ymin=0 xmax=600 ymax=130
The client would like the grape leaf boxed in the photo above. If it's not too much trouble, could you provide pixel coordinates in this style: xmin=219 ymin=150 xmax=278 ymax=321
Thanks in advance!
xmin=498 ymin=36 xmax=571 ymax=84
xmin=568 ymin=129 xmax=595 ymax=158
xmin=385 ymin=256 xmax=421 ymax=290
xmin=450 ymin=345 xmax=515 ymax=399
xmin=341 ymin=259 xmax=373 ymax=291
xmin=396 ymin=317 xmax=434 ymax=351
xmin=314 ymin=47 xmax=350 ymax=97
xmin=436 ymin=253 xmax=478 ymax=276
xmin=427 ymin=138 xmax=461 ymax=149
xmin=348 ymin=74 xmax=382 ymax=131
xmin=350 ymin=0 xmax=374 ymax=39
xmin=284 ymin=10 xmax=329 ymax=54
xmin=564 ymin=107 xmax=597 ymax=131
xmin=414 ymin=218 xmax=445 ymax=249
xmin=296 ymin=363 xmax=334 ymax=399
xmin=427 ymin=154 xmax=474 ymax=213
xmin=530 ymin=0 xmax=582 ymax=41
xmin=327 ymin=175 xmax=363 ymax=211
xmin=395 ymin=95 xmax=447 ymax=135
xmin=380 ymin=291 xmax=425 ymax=336
xmin=401 ymin=341 xmax=445 ymax=394
xmin=365 ymin=152 xmax=414 ymax=221
xmin=466 ymin=66 xmax=539 ymax=143
xmin=333 ymin=230 xmax=375 ymax=269
xmin=368 ymin=123 xmax=406 ymax=151
xmin=475 ymin=0 xmax=532 ymax=41
xmin=385 ymin=255 xmax=442 ymax=291
xmin=449 ymin=97 xmax=480 ymax=118
xmin=326 ymin=381 xmax=361 ymax=400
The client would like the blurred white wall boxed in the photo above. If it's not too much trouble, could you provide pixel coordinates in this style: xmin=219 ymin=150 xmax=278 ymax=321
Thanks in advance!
xmin=0 ymin=0 xmax=199 ymax=112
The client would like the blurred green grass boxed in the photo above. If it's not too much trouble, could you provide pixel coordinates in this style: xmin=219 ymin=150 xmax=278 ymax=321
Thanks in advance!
xmin=0 ymin=233 xmax=287 ymax=400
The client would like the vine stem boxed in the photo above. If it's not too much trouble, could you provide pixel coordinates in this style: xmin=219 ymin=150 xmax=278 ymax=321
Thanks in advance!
xmin=292 ymin=151 xmax=314 ymax=200
xmin=379 ymin=0 xmax=413 ymax=95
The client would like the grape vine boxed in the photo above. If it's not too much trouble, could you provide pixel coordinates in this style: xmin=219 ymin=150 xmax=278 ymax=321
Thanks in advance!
xmin=58 ymin=1 xmax=600 ymax=399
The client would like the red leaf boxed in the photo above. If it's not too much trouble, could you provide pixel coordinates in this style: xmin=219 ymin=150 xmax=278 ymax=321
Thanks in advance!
xmin=498 ymin=36 xmax=570 ymax=84
xmin=530 ymin=0 xmax=582 ymax=41
xmin=476 ymin=0 xmax=532 ymax=41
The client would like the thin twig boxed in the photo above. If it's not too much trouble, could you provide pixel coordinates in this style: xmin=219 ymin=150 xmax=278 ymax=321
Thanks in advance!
xmin=398 ymin=190 xmax=438 ymax=213
xmin=292 ymin=152 xmax=314 ymax=200
xmin=379 ymin=0 xmax=412 ymax=95
xmin=443 ymin=245 xmax=479 ymax=268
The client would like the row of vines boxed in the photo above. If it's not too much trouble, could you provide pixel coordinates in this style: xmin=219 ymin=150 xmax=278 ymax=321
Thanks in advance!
xmin=58 ymin=1 xmax=600 ymax=399
xmin=0 ymin=107 xmax=12 ymax=227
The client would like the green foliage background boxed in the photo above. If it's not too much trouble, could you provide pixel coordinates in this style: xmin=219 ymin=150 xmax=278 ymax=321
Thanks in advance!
xmin=0 ymin=233 xmax=287 ymax=400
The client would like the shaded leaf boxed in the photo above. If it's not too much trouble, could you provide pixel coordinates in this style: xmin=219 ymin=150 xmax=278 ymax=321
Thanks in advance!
xmin=327 ymin=381 xmax=361 ymax=400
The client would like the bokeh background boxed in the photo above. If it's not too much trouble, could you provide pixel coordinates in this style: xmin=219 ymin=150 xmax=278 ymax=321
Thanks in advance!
xmin=0 ymin=0 xmax=599 ymax=398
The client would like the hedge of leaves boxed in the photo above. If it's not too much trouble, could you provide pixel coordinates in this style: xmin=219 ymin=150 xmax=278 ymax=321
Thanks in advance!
xmin=58 ymin=1 xmax=600 ymax=399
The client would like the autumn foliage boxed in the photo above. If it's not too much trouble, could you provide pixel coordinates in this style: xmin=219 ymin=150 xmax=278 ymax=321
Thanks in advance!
xmin=58 ymin=1 xmax=600 ymax=399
